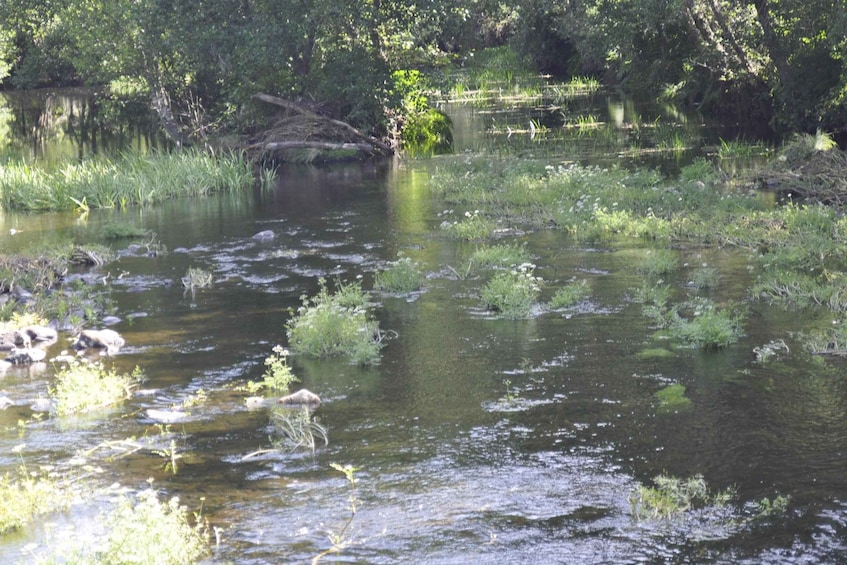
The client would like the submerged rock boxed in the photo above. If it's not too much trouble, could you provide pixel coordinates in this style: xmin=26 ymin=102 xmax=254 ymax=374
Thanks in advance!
xmin=22 ymin=325 xmax=58 ymax=343
xmin=252 ymin=230 xmax=275 ymax=241
xmin=278 ymin=389 xmax=321 ymax=406
xmin=5 ymin=347 xmax=47 ymax=365
xmin=72 ymin=329 xmax=126 ymax=354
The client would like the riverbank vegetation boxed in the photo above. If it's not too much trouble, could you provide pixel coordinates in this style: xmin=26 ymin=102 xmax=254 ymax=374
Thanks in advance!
xmin=2 ymin=1 xmax=843 ymax=154
xmin=0 ymin=150 xmax=254 ymax=211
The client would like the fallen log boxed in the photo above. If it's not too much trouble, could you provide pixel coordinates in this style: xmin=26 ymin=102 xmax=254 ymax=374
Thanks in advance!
xmin=252 ymin=93 xmax=393 ymax=156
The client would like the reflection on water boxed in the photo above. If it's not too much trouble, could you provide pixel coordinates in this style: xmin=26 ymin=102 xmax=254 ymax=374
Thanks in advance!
xmin=0 ymin=87 xmax=166 ymax=164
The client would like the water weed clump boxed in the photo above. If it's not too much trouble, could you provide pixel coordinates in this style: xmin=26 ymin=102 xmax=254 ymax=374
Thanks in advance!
xmin=470 ymin=243 xmax=532 ymax=269
xmin=637 ymin=249 xmax=680 ymax=278
xmin=669 ymin=298 xmax=746 ymax=349
xmin=655 ymin=383 xmax=692 ymax=413
xmin=440 ymin=209 xmax=496 ymax=241
xmin=630 ymin=473 xmax=735 ymax=521
xmin=548 ymin=279 xmax=591 ymax=309
xmin=270 ymin=406 xmax=328 ymax=453
xmin=0 ymin=463 xmax=71 ymax=534
xmin=181 ymin=267 xmax=213 ymax=295
xmin=373 ymin=254 xmax=426 ymax=293
xmin=51 ymin=361 xmax=145 ymax=416
xmin=286 ymin=278 xmax=384 ymax=365
xmin=690 ymin=266 xmax=721 ymax=291
xmin=246 ymin=345 xmax=298 ymax=394
xmin=480 ymin=263 xmax=541 ymax=319
xmin=90 ymin=488 xmax=209 ymax=564
xmin=0 ymin=149 xmax=253 ymax=211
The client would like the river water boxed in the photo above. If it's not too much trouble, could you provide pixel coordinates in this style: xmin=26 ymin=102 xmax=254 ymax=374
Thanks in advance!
xmin=1 ymin=89 xmax=846 ymax=563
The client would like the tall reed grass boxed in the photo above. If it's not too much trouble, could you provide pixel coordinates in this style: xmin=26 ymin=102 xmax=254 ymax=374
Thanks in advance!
xmin=0 ymin=149 xmax=254 ymax=211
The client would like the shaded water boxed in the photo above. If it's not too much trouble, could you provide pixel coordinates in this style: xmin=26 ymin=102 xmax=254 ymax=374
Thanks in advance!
xmin=1 ymin=95 xmax=847 ymax=563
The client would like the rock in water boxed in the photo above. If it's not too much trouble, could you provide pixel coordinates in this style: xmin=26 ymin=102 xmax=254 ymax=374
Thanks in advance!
xmin=278 ymin=389 xmax=321 ymax=406
xmin=72 ymin=329 xmax=126 ymax=354
xmin=252 ymin=230 xmax=275 ymax=241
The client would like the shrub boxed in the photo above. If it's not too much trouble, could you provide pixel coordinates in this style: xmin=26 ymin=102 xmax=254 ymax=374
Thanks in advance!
xmin=286 ymin=278 xmax=384 ymax=365
xmin=480 ymin=263 xmax=541 ymax=319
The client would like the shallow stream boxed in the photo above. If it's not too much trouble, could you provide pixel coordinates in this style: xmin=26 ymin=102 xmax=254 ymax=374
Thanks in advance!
xmin=0 ymin=90 xmax=846 ymax=563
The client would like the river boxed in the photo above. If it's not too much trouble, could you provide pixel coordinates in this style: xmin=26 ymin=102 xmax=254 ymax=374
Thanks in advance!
xmin=0 ymin=88 xmax=846 ymax=563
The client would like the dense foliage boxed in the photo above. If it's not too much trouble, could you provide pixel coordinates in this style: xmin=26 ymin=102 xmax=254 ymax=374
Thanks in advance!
xmin=0 ymin=0 xmax=844 ymax=140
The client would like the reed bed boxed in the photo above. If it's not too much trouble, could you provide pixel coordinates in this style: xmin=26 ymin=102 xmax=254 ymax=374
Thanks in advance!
xmin=0 ymin=149 xmax=254 ymax=211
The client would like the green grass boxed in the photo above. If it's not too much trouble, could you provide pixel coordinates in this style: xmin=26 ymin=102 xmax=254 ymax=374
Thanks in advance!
xmin=51 ymin=361 xmax=145 ymax=416
xmin=630 ymin=473 xmax=734 ymax=520
xmin=440 ymin=209 xmax=496 ymax=241
xmin=480 ymin=263 xmax=542 ymax=319
xmin=374 ymin=254 xmax=426 ymax=293
xmin=0 ymin=464 xmax=72 ymax=535
xmin=669 ymin=298 xmax=746 ymax=350
xmin=0 ymin=149 xmax=254 ymax=211
xmin=548 ymin=279 xmax=591 ymax=308
xmin=470 ymin=243 xmax=532 ymax=269
xmin=286 ymin=278 xmax=384 ymax=365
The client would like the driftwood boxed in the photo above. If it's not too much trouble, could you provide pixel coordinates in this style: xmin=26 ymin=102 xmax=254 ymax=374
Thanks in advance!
xmin=250 ymin=93 xmax=393 ymax=160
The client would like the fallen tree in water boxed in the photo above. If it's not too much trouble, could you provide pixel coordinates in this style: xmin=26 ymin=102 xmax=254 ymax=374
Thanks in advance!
xmin=756 ymin=132 xmax=847 ymax=206
xmin=247 ymin=93 xmax=394 ymax=163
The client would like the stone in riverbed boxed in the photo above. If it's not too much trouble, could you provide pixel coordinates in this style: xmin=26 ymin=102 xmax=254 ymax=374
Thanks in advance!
xmin=278 ymin=389 xmax=321 ymax=406
xmin=72 ymin=329 xmax=126 ymax=354
xmin=5 ymin=347 xmax=47 ymax=365
xmin=252 ymin=230 xmax=275 ymax=241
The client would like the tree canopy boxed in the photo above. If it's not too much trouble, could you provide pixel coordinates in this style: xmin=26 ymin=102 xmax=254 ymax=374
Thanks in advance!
xmin=0 ymin=0 xmax=844 ymax=142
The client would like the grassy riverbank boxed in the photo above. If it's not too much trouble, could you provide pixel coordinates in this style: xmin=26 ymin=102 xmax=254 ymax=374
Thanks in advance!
xmin=0 ymin=149 xmax=255 ymax=211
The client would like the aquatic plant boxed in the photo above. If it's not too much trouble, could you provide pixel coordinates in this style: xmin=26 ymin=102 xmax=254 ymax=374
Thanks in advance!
xmin=286 ymin=278 xmax=384 ymax=365
xmin=373 ymin=254 xmax=426 ymax=293
xmin=246 ymin=345 xmax=299 ymax=394
xmin=669 ymin=298 xmax=746 ymax=350
xmin=440 ymin=209 xmax=496 ymax=241
xmin=270 ymin=406 xmax=328 ymax=453
xmin=0 ymin=462 xmax=71 ymax=535
xmin=636 ymin=249 xmax=680 ymax=278
xmin=103 ymin=222 xmax=150 ymax=239
xmin=470 ymin=243 xmax=532 ymax=269
xmin=181 ymin=267 xmax=213 ymax=294
xmin=0 ymin=149 xmax=253 ymax=211
xmin=655 ymin=384 xmax=692 ymax=413
xmin=689 ymin=266 xmax=721 ymax=291
xmin=480 ymin=262 xmax=541 ymax=319
xmin=313 ymin=463 xmax=360 ymax=564
xmin=629 ymin=473 xmax=734 ymax=521
xmin=91 ymin=488 xmax=209 ymax=564
xmin=548 ymin=279 xmax=591 ymax=309
xmin=51 ymin=361 xmax=145 ymax=416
